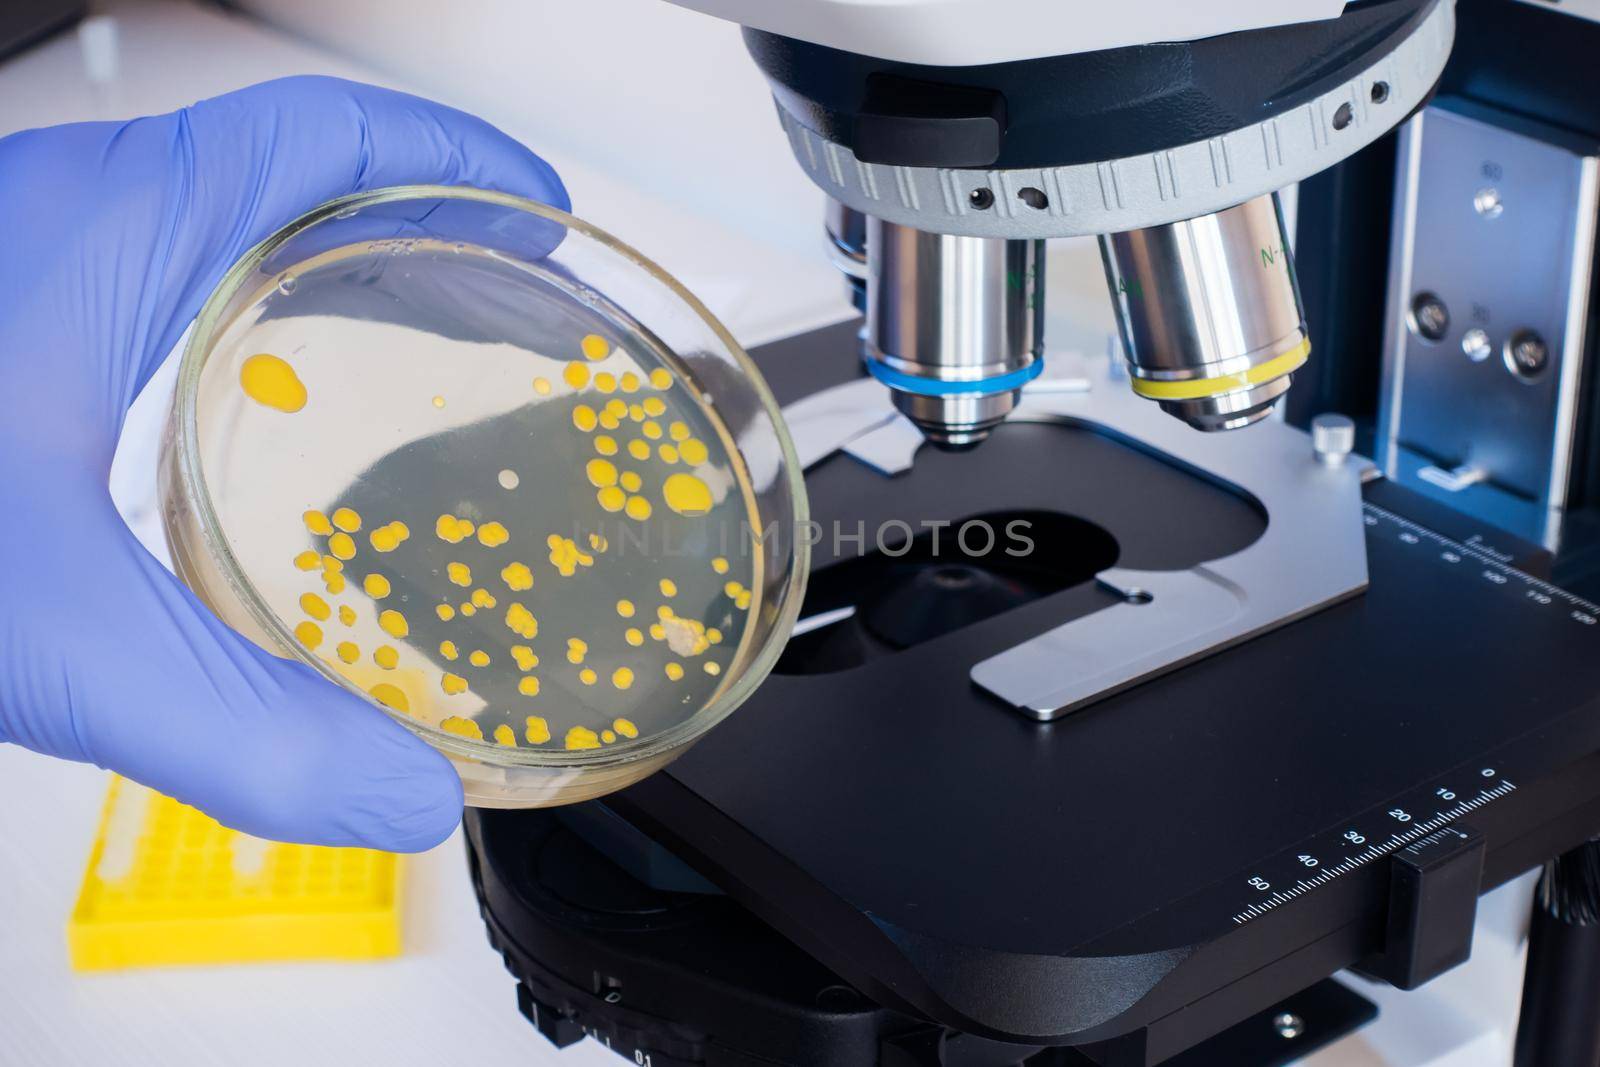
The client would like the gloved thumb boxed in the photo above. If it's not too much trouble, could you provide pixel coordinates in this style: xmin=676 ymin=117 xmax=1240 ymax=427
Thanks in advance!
xmin=1 ymin=479 xmax=462 ymax=851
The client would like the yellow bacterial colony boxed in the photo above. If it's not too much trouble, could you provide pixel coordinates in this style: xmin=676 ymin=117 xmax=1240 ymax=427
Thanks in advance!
xmin=370 ymin=683 xmax=408 ymax=712
xmin=239 ymin=353 xmax=308 ymax=413
xmin=256 ymin=332 xmax=753 ymax=756
xmin=369 ymin=521 xmax=409 ymax=552
xmin=501 ymin=561 xmax=533 ymax=591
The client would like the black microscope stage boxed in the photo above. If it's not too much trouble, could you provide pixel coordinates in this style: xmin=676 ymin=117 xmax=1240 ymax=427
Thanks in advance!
xmin=465 ymin=320 xmax=1600 ymax=1067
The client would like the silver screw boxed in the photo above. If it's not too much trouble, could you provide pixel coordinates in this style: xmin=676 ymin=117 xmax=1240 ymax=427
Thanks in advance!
xmin=1273 ymin=1012 xmax=1306 ymax=1040
xmin=1311 ymin=413 xmax=1356 ymax=466
xmin=1505 ymin=330 xmax=1549 ymax=379
xmin=1461 ymin=328 xmax=1491 ymax=363
xmin=1474 ymin=187 xmax=1504 ymax=219
xmin=1409 ymin=292 xmax=1450 ymax=342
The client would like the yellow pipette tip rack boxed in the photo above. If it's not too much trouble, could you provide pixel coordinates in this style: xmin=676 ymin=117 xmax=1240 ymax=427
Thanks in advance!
xmin=68 ymin=777 xmax=403 ymax=971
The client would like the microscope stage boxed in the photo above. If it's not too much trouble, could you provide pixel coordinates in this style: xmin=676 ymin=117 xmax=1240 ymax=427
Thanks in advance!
xmin=468 ymin=321 xmax=1600 ymax=1063
xmin=616 ymin=323 xmax=1600 ymax=1044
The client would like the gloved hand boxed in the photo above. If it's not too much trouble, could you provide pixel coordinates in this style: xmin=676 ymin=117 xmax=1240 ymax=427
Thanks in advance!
xmin=0 ymin=76 xmax=567 ymax=851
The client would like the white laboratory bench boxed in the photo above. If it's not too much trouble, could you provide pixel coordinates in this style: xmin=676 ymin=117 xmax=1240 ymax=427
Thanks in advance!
xmin=0 ymin=3 xmax=1537 ymax=1065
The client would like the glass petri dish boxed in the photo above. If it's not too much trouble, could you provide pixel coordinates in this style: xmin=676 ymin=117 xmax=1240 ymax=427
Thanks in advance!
xmin=160 ymin=185 xmax=808 ymax=807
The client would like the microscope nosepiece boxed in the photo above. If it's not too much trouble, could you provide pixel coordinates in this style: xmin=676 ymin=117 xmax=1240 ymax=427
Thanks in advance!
xmin=1100 ymin=192 xmax=1309 ymax=432
xmin=864 ymin=218 xmax=1044 ymax=449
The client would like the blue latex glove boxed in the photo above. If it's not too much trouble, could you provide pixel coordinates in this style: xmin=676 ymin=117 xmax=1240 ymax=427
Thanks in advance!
xmin=0 ymin=77 xmax=567 ymax=851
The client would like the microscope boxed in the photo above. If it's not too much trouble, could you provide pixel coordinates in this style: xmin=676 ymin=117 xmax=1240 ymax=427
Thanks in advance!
xmin=463 ymin=0 xmax=1600 ymax=1063
xmin=733 ymin=0 xmax=1364 ymax=446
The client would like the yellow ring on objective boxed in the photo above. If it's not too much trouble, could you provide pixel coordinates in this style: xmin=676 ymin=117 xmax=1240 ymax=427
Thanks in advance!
xmin=1128 ymin=338 xmax=1311 ymax=401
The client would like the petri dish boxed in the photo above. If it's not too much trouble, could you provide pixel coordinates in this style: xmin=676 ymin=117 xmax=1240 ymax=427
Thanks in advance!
xmin=160 ymin=185 xmax=809 ymax=807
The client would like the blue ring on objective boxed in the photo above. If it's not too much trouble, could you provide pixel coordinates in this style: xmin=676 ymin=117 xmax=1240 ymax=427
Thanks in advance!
xmin=865 ymin=356 xmax=1045 ymax=397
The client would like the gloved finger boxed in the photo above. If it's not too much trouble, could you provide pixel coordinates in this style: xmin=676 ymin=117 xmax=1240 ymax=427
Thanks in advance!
xmin=0 ymin=76 xmax=568 ymax=444
xmin=3 ymin=488 xmax=463 ymax=851
xmin=147 ymin=75 xmax=570 ymax=396
xmin=254 ymin=217 xmax=581 ymax=349
xmin=252 ymin=185 xmax=571 ymax=279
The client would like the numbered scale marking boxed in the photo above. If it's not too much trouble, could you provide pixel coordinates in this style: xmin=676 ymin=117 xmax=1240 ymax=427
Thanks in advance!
xmin=1362 ymin=502 xmax=1600 ymax=627
xmin=1233 ymin=773 xmax=1515 ymax=925
xmin=1226 ymin=504 xmax=1600 ymax=927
